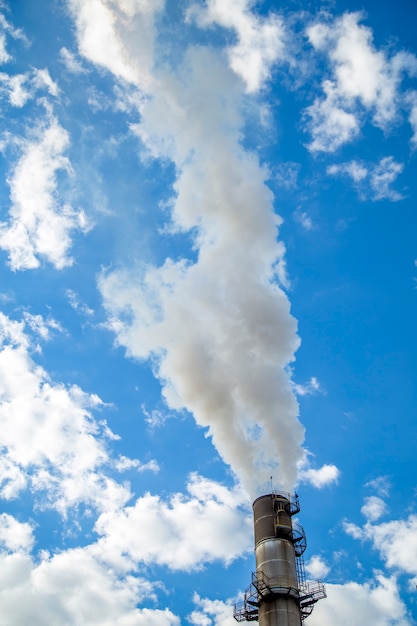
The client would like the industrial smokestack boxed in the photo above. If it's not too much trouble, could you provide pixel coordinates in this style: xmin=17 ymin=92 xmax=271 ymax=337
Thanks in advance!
xmin=234 ymin=493 xmax=326 ymax=625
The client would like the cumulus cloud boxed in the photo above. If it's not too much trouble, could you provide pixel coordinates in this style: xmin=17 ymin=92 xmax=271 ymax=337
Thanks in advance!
xmin=0 ymin=72 xmax=29 ymax=106
xmin=368 ymin=516 xmax=417 ymax=578
xmin=0 ymin=311 xmax=129 ymax=514
xmin=0 ymin=309 xmax=250 ymax=618
xmin=305 ymin=80 xmax=360 ymax=152
xmin=308 ymin=574 xmax=412 ymax=626
xmin=94 ymin=474 xmax=252 ymax=572
xmin=0 ymin=475 xmax=248 ymax=625
xmin=0 ymin=547 xmax=179 ymax=626
xmin=0 ymin=514 xmax=34 ymax=552
xmin=0 ymin=118 xmax=90 ymax=270
xmin=305 ymin=555 xmax=330 ymax=579
xmin=305 ymin=12 xmax=417 ymax=151
xmin=361 ymin=496 xmax=387 ymax=522
xmin=188 ymin=594 xmax=236 ymax=626
xmin=299 ymin=464 xmax=340 ymax=488
xmin=344 ymin=495 xmax=417 ymax=588
xmin=187 ymin=0 xmax=287 ymax=93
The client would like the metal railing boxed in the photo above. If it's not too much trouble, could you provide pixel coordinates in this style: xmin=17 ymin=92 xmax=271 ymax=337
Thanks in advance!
xmin=233 ymin=571 xmax=326 ymax=623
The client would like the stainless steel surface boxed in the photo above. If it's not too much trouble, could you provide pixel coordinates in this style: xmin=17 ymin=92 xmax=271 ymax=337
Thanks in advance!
xmin=255 ymin=538 xmax=298 ymax=590
xmin=233 ymin=492 xmax=325 ymax=624
xmin=253 ymin=494 xmax=302 ymax=626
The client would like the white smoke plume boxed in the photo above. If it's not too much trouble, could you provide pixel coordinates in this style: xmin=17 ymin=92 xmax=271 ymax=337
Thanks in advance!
xmin=70 ymin=0 xmax=306 ymax=496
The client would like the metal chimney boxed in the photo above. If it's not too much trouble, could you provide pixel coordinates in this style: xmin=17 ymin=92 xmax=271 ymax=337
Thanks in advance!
xmin=234 ymin=492 xmax=326 ymax=626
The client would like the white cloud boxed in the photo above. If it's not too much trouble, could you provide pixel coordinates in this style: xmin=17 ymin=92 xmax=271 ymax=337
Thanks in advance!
xmin=22 ymin=311 xmax=63 ymax=343
xmin=187 ymin=0 xmax=287 ymax=93
xmin=293 ymin=209 xmax=315 ymax=231
xmin=364 ymin=476 xmax=391 ymax=497
xmin=308 ymin=574 xmax=412 ymax=626
xmin=293 ymin=376 xmax=322 ymax=396
xmin=305 ymin=80 xmax=360 ymax=152
xmin=188 ymin=594 xmax=236 ymax=626
xmin=0 ymin=311 xmax=130 ymax=514
xmin=114 ymin=456 xmax=160 ymax=473
xmin=0 ymin=118 xmax=90 ymax=270
xmin=142 ymin=404 xmax=171 ymax=429
xmin=361 ymin=496 xmax=387 ymax=522
xmin=299 ymin=464 xmax=340 ymax=488
xmin=66 ymin=289 xmax=95 ymax=317
xmin=0 ymin=31 xmax=9 ymax=64
xmin=344 ymin=496 xmax=417 ymax=584
xmin=343 ymin=519 xmax=365 ymax=540
xmin=368 ymin=515 xmax=417 ymax=578
xmin=0 ymin=514 xmax=34 ymax=552
xmin=67 ymin=0 xmax=165 ymax=90
xmin=407 ymin=90 xmax=417 ymax=146
xmin=0 ymin=72 xmax=29 ymax=106
xmin=93 ymin=474 xmax=252 ymax=572
xmin=305 ymin=555 xmax=330 ymax=579
xmin=0 ymin=11 xmax=28 ymax=50
xmin=0 ymin=9 xmax=28 ymax=65
xmin=370 ymin=156 xmax=404 ymax=201
xmin=327 ymin=156 xmax=404 ymax=201
xmin=59 ymin=46 xmax=86 ymax=74
xmin=305 ymin=12 xmax=417 ymax=151
xmin=0 ymin=547 xmax=180 ymax=626
xmin=274 ymin=161 xmax=300 ymax=190
xmin=327 ymin=160 xmax=368 ymax=182
xmin=0 ymin=68 xmax=59 ymax=107
xmin=32 ymin=68 xmax=59 ymax=97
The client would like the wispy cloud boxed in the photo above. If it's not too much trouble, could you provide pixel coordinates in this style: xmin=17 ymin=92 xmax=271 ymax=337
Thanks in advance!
xmin=293 ymin=376 xmax=323 ymax=395
xmin=59 ymin=46 xmax=87 ymax=74
xmin=0 ymin=118 xmax=90 ymax=270
xmin=327 ymin=156 xmax=404 ymax=200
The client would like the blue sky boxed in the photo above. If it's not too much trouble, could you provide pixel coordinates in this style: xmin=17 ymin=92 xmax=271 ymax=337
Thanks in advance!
xmin=0 ymin=0 xmax=416 ymax=624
